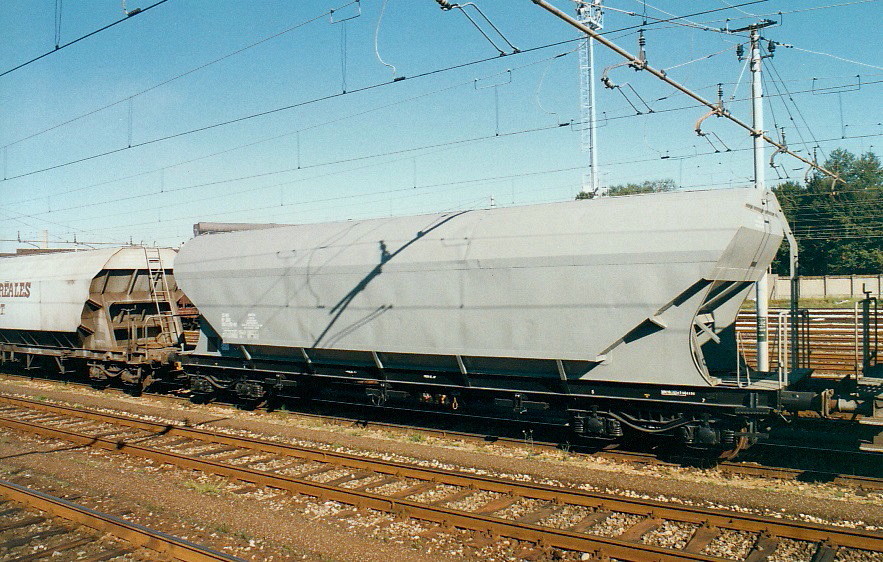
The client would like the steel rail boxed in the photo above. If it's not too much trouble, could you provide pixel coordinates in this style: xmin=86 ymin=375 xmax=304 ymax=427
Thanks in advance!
xmin=0 ymin=395 xmax=879 ymax=557
xmin=0 ymin=376 xmax=880 ymax=490
xmin=214 ymin=401 xmax=883 ymax=490
xmin=529 ymin=0 xmax=843 ymax=183
xmin=0 ymin=411 xmax=717 ymax=561
xmin=0 ymin=478 xmax=243 ymax=562
xmin=241 ymin=402 xmax=883 ymax=490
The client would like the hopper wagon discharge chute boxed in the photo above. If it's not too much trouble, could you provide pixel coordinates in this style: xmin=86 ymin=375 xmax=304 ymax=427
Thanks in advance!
xmin=174 ymin=187 xmax=836 ymax=456
xmin=0 ymin=247 xmax=187 ymax=394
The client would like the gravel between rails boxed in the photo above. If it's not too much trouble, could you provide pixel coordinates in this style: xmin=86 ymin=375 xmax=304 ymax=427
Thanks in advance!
xmin=641 ymin=520 xmax=698 ymax=549
xmin=1 ymin=377 xmax=878 ymax=530
xmin=0 ymin=430 xmax=479 ymax=561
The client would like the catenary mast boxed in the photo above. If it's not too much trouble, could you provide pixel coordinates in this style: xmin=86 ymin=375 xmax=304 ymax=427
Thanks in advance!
xmin=577 ymin=1 xmax=603 ymax=197
xmin=733 ymin=20 xmax=776 ymax=373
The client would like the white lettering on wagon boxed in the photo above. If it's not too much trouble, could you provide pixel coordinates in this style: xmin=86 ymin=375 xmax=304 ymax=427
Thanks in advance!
xmin=220 ymin=312 xmax=263 ymax=340
xmin=660 ymin=390 xmax=695 ymax=397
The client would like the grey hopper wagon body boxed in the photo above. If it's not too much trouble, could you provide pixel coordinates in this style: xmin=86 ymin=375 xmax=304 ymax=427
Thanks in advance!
xmin=176 ymin=187 xmax=825 ymax=454
xmin=177 ymin=187 xmax=783 ymax=389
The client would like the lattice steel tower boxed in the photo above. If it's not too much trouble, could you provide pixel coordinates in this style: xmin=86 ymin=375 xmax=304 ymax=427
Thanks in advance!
xmin=577 ymin=0 xmax=603 ymax=196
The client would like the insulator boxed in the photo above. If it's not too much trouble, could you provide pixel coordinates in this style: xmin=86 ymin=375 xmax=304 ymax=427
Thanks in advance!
xmin=736 ymin=44 xmax=744 ymax=60
xmin=436 ymin=0 xmax=455 ymax=10
xmin=768 ymin=40 xmax=776 ymax=55
xmin=717 ymin=83 xmax=724 ymax=103
xmin=636 ymin=30 xmax=647 ymax=65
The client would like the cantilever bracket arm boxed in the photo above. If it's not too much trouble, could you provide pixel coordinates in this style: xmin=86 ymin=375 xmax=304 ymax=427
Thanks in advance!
xmin=769 ymin=143 xmax=787 ymax=171
xmin=436 ymin=0 xmax=519 ymax=55
xmin=600 ymin=60 xmax=630 ymax=89
xmin=529 ymin=0 xmax=844 ymax=185
xmin=694 ymin=106 xmax=726 ymax=137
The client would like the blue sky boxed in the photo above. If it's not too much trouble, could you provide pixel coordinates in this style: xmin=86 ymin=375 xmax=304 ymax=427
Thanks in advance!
xmin=0 ymin=0 xmax=880 ymax=251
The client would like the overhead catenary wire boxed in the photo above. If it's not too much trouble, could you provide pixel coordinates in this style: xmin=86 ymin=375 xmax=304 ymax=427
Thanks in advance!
xmin=0 ymin=0 xmax=790 ymax=191
xmin=374 ymin=0 xmax=397 ymax=76
xmin=0 ymin=0 xmax=171 ymax=79
xmin=764 ymin=50 xmax=828 ymax=162
xmin=530 ymin=0 xmax=843 ymax=183
xmin=37 ymin=130 xmax=883 ymax=233
xmin=1 ymin=1 xmax=360 ymax=151
xmin=1 ymin=49 xmax=574 ymax=209
xmin=696 ymin=0 xmax=879 ymax=24
xmin=14 ymin=121 xmax=571 ymax=221
xmin=780 ymin=44 xmax=883 ymax=72
xmin=662 ymin=44 xmax=735 ymax=73
xmin=8 ymin=69 xmax=881 ymax=220
xmin=0 ymin=44 xmax=590 ymax=183
xmin=612 ymin=0 xmax=737 ymax=36
xmin=762 ymin=67 xmax=813 ymax=168
xmin=6 ymin=71 xmax=882 ymax=221
xmin=760 ymin=72 xmax=788 ymax=175
xmin=5 ymin=0 xmax=876 ymax=243
xmin=717 ymin=0 xmax=760 ymax=18
xmin=0 ymin=0 xmax=778 ymax=178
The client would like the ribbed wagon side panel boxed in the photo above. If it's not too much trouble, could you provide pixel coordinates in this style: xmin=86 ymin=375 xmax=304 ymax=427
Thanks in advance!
xmin=0 ymin=249 xmax=119 ymax=334
xmin=176 ymin=188 xmax=786 ymax=388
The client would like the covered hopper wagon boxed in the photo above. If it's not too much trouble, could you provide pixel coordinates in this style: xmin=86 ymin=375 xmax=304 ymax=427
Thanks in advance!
xmin=0 ymin=247 xmax=185 ymax=393
xmin=175 ymin=187 xmax=828 ymax=456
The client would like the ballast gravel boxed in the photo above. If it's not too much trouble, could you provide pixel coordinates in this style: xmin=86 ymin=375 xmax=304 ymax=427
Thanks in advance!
xmin=444 ymin=490 xmax=502 ymax=512
xmin=493 ymin=497 xmax=549 ymax=520
xmin=408 ymin=483 xmax=460 ymax=504
xmin=538 ymin=504 xmax=594 ymax=529
xmin=587 ymin=512 xmax=644 ymax=537
xmin=641 ymin=520 xmax=698 ymax=549
xmin=1 ymin=376 xmax=882 ymax=561
xmin=835 ymin=548 xmax=883 ymax=561
xmin=768 ymin=538 xmax=819 ymax=562
xmin=367 ymin=477 xmax=421 ymax=496
xmin=307 ymin=467 xmax=352 ymax=483
xmin=702 ymin=529 xmax=759 ymax=560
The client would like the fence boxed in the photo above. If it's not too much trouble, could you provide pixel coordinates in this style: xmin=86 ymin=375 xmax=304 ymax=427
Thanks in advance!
xmin=736 ymin=307 xmax=878 ymax=376
xmin=767 ymin=275 xmax=883 ymax=300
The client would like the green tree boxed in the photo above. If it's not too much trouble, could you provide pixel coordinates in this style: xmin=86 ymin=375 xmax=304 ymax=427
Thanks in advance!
xmin=576 ymin=178 xmax=676 ymax=199
xmin=773 ymin=149 xmax=883 ymax=275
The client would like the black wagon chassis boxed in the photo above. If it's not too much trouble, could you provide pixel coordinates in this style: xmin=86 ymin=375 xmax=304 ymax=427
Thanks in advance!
xmin=178 ymin=348 xmax=823 ymax=454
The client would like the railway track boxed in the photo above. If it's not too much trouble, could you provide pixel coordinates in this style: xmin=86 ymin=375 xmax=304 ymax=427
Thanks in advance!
xmin=245 ymin=399 xmax=883 ymax=491
xmin=1 ymin=372 xmax=881 ymax=491
xmin=0 ymin=477 xmax=241 ymax=561
xmin=0 ymin=394 xmax=879 ymax=561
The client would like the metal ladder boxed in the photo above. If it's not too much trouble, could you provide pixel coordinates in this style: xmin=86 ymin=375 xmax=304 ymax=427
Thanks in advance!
xmin=143 ymin=247 xmax=181 ymax=347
